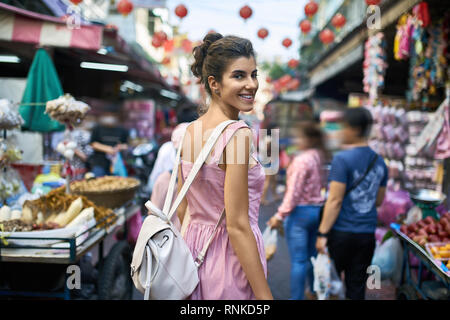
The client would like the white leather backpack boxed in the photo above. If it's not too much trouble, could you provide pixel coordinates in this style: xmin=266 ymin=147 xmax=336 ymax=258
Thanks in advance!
xmin=131 ymin=120 xmax=235 ymax=300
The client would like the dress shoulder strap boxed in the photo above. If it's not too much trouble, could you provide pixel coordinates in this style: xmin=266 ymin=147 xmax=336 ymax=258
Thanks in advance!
xmin=210 ymin=120 xmax=249 ymax=164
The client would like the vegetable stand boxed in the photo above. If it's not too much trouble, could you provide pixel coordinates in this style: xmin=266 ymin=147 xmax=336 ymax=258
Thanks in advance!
xmin=0 ymin=202 xmax=140 ymax=300
xmin=391 ymin=223 xmax=450 ymax=300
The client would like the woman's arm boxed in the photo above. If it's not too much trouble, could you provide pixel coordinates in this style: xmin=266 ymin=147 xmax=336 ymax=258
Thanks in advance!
xmin=224 ymin=128 xmax=273 ymax=300
xmin=91 ymin=142 xmax=115 ymax=155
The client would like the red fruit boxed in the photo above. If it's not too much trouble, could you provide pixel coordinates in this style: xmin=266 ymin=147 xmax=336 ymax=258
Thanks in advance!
xmin=442 ymin=237 xmax=450 ymax=242
xmin=407 ymin=224 xmax=417 ymax=233
xmin=426 ymin=225 xmax=437 ymax=234
xmin=446 ymin=225 xmax=450 ymax=235
xmin=400 ymin=225 xmax=408 ymax=234
xmin=418 ymin=229 xmax=428 ymax=236
xmin=438 ymin=231 xmax=447 ymax=238
xmin=418 ymin=220 xmax=427 ymax=229
xmin=424 ymin=216 xmax=435 ymax=225
xmin=429 ymin=235 xmax=440 ymax=243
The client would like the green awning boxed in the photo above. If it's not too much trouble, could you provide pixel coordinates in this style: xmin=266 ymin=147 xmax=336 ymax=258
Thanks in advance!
xmin=19 ymin=48 xmax=65 ymax=132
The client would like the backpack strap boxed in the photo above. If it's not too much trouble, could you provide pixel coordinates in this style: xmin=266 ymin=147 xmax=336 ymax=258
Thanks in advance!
xmin=166 ymin=120 xmax=237 ymax=222
xmin=210 ymin=120 xmax=251 ymax=164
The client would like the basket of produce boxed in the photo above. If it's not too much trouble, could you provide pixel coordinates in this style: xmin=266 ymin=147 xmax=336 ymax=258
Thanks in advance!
xmin=0 ymin=188 xmax=117 ymax=246
xmin=69 ymin=176 xmax=140 ymax=209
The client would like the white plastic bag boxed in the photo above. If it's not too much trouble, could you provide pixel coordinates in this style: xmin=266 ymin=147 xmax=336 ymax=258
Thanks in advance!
xmin=371 ymin=237 xmax=403 ymax=283
xmin=262 ymin=226 xmax=278 ymax=261
xmin=311 ymin=253 xmax=345 ymax=300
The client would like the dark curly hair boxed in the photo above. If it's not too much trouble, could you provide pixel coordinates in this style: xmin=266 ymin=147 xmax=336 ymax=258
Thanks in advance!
xmin=191 ymin=32 xmax=255 ymax=97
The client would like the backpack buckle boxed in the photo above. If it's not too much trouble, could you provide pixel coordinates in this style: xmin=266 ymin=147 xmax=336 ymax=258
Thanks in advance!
xmin=130 ymin=265 xmax=136 ymax=277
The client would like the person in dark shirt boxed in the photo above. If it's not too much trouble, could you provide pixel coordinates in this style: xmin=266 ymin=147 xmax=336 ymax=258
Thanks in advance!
xmin=316 ymin=107 xmax=388 ymax=300
xmin=88 ymin=111 xmax=129 ymax=177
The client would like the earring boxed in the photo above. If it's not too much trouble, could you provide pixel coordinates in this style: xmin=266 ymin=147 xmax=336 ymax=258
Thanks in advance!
xmin=215 ymin=89 xmax=221 ymax=97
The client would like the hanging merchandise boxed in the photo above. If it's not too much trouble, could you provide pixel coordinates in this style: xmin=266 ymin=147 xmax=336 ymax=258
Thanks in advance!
xmin=365 ymin=0 xmax=381 ymax=5
xmin=362 ymin=32 xmax=388 ymax=105
xmin=394 ymin=4 xmax=449 ymax=104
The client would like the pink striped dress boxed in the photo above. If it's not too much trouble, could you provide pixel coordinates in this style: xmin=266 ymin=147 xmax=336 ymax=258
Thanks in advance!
xmin=181 ymin=121 xmax=267 ymax=300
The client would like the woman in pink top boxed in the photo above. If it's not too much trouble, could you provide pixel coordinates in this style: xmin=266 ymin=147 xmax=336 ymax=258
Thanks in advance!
xmin=268 ymin=122 xmax=327 ymax=300
xmin=176 ymin=33 xmax=273 ymax=300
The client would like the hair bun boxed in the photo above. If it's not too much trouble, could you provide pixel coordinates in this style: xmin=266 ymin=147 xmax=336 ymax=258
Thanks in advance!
xmin=191 ymin=32 xmax=223 ymax=81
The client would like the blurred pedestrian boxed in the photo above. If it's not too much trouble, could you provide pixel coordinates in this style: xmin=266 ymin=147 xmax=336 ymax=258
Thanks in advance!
xmin=260 ymin=134 xmax=281 ymax=205
xmin=176 ymin=33 xmax=272 ymax=300
xmin=267 ymin=121 xmax=328 ymax=300
xmin=315 ymin=107 xmax=388 ymax=300
xmin=147 ymin=123 xmax=188 ymax=193
xmin=88 ymin=108 xmax=129 ymax=177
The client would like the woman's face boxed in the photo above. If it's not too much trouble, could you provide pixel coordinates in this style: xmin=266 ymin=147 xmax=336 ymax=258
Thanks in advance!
xmin=218 ymin=56 xmax=259 ymax=113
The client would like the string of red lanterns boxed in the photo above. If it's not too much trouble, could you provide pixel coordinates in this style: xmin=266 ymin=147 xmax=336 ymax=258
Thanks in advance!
xmin=69 ymin=0 xmax=83 ymax=5
xmin=117 ymin=0 xmax=133 ymax=16
xmin=239 ymin=5 xmax=253 ymax=22
xmin=257 ymin=28 xmax=269 ymax=40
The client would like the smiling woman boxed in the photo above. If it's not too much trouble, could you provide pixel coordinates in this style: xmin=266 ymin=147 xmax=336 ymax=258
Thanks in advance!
xmin=175 ymin=33 xmax=273 ymax=300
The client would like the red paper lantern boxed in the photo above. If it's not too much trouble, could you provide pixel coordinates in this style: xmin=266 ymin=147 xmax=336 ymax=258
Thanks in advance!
xmin=257 ymin=28 xmax=269 ymax=40
xmin=154 ymin=31 xmax=168 ymax=42
xmin=70 ymin=0 xmax=83 ymax=5
xmin=208 ymin=29 xmax=217 ymax=34
xmin=331 ymin=13 xmax=346 ymax=29
xmin=365 ymin=0 xmax=381 ymax=5
xmin=288 ymin=59 xmax=299 ymax=69
xmin=279 ymin=74 xmax=292 ymax=86
xmin=304 ymin=1 xmax=318 ymax=18
xmin=287 ymin=78 xmax=300 ymax=90
xmin=282 ymin=38 xmax=292 ymax=48
xmin=239 ymin=5 xmax=253 ymax=21
xmin=319 ymin=28 xmax=335 ymax=45
xmin=152 ymin=37 xmax=163 ymax=48
xmin=181 ymin=39 xmax=192 ymax=53
xmin=266 ymin=76 xmax=272 ymax=83
xmin=117 ymin=0 xmax=133 ymax=16
xmin=299 ymin=20 xmax=312 ymax=34
xmin=175 ymin=4 xmax=188 ymax=19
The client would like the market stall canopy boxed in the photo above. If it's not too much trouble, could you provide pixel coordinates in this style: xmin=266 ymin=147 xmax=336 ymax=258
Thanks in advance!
xmin=0 ymin=2 xmax=102 ymax=51
xmin=19 ymin=48 xmax=65 ymax=132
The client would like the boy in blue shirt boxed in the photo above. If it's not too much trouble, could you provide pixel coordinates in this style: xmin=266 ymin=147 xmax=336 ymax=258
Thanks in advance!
xmin=316 ymin=107 xmax=388 ymax=300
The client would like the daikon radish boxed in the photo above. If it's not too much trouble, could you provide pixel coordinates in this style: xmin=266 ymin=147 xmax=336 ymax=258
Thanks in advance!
xmin=0 ymin=206 xmax=11 ymax=222
xmin=56 ymin=198 xmax=83 ymax=227
xmin=66 ymin=207 xmax=94 ymax=228
xmin=45 ymin=213 xmax=58 ymax=223
xmin=21 ymin=206 xmax=33 ymax=222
